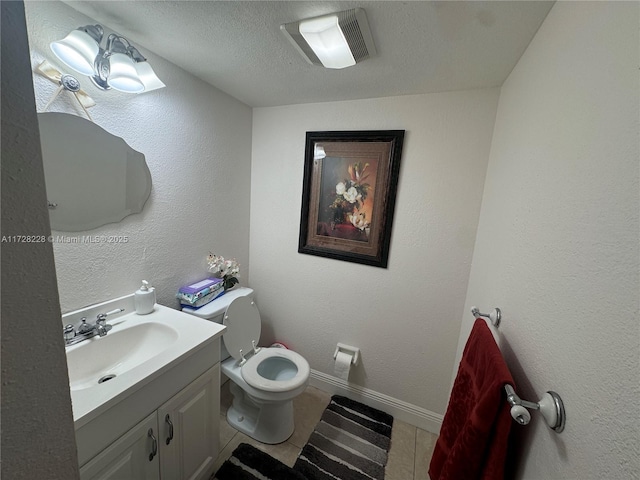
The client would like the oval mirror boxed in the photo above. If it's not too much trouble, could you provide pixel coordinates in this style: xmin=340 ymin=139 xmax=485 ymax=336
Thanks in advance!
xmin=38 ymin=112 xmax=152 ymax=232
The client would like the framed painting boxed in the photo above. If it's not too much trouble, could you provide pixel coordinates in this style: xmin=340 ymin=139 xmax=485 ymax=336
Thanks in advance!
xmin=298 ymin=130 xmax=405 ymax=268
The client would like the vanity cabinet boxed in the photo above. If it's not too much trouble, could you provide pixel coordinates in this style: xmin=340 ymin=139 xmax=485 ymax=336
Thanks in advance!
xmin=158 ymin=363 xmax=219 ymax=480
xmin=79 ymin=412 xmax=160 ymax=480
xmin=80 ymin=364 xmax=220 ymax=480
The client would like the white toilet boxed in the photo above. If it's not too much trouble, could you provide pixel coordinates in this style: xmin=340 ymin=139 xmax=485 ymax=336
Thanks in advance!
xmin=182 ymin=287 xmax=310 ymax=444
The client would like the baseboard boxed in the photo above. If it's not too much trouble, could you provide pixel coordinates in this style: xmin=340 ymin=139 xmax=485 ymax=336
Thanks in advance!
xmin=309 ymin=369 xmax=443 ymax=435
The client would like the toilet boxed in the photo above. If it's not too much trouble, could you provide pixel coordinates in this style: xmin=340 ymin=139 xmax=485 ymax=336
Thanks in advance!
xmin=182 ymin=287 xmax=310 ymax=444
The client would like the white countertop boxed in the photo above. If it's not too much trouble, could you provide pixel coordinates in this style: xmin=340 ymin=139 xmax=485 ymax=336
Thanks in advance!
xmin=64 ymin=299 xmax=225 ymax=429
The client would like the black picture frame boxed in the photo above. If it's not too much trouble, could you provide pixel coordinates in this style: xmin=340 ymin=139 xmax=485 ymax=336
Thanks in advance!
xmin=298 ymin=130 xmax=405 ymax=268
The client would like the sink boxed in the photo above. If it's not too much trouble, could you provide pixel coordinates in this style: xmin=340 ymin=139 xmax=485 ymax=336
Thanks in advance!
xmin=62 ymin=294 xmax=226 ymax=428
xmin=66 ymin=322 xmax=179 ymax=391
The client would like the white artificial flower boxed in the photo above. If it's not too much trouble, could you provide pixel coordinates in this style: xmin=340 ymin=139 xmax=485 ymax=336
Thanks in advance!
xmin=230 ymin=260 xmax=240 ymax=276
xmin=207 ymin=254 xmax=226 ymax=274
xmin=336 ymin=182 xmax=346 ymax=195
xmin=207 ymin=252 xmax=240 ymax=281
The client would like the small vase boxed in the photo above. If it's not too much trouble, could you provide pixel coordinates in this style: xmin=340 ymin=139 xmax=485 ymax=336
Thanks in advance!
xmin=223 ymin=276 xmax=239 ymax=291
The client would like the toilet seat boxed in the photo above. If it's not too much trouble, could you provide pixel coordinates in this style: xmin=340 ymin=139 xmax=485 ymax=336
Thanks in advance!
xmin=223 ymin=296 xmax=309 ymax=393
xmin=241 ymin=348 xmax=310 ymax=392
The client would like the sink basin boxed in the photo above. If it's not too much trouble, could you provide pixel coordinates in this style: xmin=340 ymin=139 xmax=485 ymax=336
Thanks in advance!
xmin=66 ymin=322 xmax=179 ymax=391
xmin=62 ymin=295 xmax=226 ymax=428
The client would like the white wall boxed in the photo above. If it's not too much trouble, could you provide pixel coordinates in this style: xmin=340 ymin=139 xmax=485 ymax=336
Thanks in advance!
xmin=24 ymin=1 xmax=253 ymax=313
xmin=1 ymin=2 xmax=79 ymax=478
xmin=458 ymin=2 xmax=639 ymax=479
xmin=250 ymin=90 xmax=499 ymax=422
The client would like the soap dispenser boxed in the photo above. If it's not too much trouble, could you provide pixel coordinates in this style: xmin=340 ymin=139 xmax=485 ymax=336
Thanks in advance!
xmin=135 ymin=280 xmax=156 ymax=315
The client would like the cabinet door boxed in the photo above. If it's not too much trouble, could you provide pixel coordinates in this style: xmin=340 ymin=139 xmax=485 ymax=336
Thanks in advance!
xmin=80 ymin=412 xmax=160 ymax=480
xmin=159 ymin=364 xmax=220 ymax=480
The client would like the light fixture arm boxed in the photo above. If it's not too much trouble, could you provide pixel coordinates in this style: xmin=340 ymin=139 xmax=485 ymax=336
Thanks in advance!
xmin=105 ymin=34 xmax=131 ymax=55
xmin=79 ymin=24 xmax=104 ymax=45
xmin=91 ymin=46 xmax=111 ymax=90
xmin=91 ymin=34 xmax=133 ymax=90
xmin=127 ymin=45 xmax=147 ymax=63
xmin=101 ymin=34 xmax=146 ymax=63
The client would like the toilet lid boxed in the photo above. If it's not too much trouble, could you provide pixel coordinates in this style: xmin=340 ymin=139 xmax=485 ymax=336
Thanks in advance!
xmin=223 ymin=296 xmax=261 ymax=361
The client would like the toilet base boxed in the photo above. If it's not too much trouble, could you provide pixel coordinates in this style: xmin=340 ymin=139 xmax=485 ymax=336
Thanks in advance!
xmin=226 ymin=381 xmax=295 ymax=444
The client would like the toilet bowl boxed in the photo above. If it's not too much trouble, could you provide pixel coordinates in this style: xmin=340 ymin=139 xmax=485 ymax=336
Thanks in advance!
xmin=182 ymin=288 xmax=310 ymax=444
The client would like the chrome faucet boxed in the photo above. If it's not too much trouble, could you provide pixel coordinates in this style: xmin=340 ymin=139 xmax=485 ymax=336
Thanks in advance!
xmin=64 ymin=308 xmax=124 ymax=345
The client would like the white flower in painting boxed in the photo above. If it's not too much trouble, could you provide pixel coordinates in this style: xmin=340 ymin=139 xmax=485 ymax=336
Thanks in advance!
xmin=335 ymin=182 xmax=346 ymax=195
xmin=350 ymin=212 xmax=369 ymax=230
xmin=343 ymin=186 xmax=359 ymax=203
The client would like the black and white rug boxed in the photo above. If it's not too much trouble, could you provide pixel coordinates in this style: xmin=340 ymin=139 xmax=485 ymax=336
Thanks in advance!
xmin=213 ymin=395 xmax=394 ymax=480
xmin=213 ymin=442 xmax=307 ymax=480
xmin=293 ymin=395 xmax=394 ymax=480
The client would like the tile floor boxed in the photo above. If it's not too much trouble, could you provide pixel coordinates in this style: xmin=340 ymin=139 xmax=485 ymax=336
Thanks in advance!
xmin=211 ymin=381 xmax=438 ymax=480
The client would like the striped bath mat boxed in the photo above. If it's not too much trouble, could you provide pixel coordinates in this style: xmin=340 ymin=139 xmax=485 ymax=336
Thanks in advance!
xmin=213 ymin=442 xmax=306 ymax=480
xmin=293 ymin=395 xmax=394 ymax=480
xmin=213 ymin=395 xmax=393 ymax=480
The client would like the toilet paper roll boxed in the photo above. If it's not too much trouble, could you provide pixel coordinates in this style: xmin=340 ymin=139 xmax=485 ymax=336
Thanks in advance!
xmin=334 ymin=351 xmax=353 ymax=380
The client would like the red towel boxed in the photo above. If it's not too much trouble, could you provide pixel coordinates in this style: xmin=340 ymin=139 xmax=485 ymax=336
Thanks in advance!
xmin=429 ymin=319 xmax=514 ymax=480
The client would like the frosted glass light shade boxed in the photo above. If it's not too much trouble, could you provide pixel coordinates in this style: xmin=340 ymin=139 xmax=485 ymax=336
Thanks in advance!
xmin=50 ymin=30 xmax=99 ymax=76
xmin=134 ymin=62 xmax=165 ymax=92
xmin=299 ymin=15 xmax=355 ymax=69
xmin=107 ymin=53 xmax=144 ymax=93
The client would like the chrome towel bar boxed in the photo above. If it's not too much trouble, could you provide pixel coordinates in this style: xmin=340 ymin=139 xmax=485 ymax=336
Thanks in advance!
xmin=470 ymin=305 xmax=565 ymax=432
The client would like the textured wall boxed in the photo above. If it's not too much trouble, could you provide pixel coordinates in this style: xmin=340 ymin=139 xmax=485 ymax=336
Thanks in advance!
xmin=250 ymin=90 xmax=499 ymax=416
xmin=1 ymin=2 xmax=79 ymax=478
xmin=458 ymin=2 xmax=639 ymax=479
xmin=24 ymin=1 xmax=253 ymax=313
xmin=18 ymin=2 xmax=639 ymax=477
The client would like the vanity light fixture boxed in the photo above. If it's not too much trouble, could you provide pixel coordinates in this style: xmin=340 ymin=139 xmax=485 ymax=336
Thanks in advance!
xmin=50 ymin=25 xmax=165 ymax=93
xmin=280 ymin=8 xmax=376 ymax=69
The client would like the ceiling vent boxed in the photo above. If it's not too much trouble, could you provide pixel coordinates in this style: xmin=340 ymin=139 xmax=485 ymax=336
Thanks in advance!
xmin=280 ymin=8 xmax=377 ymax=69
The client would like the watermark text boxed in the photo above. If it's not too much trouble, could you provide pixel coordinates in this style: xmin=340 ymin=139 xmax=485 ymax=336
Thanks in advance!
xmin=1 ymin=235 xmax=130 ymax=244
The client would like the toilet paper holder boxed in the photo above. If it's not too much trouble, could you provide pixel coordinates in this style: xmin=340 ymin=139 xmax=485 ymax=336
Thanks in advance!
xmin=334 ymin=343 xmax=360 ymax=366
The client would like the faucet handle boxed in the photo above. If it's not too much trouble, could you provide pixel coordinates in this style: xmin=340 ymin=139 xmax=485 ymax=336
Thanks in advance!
xmin=96 ymin=308 xmax=124 ymax=324
xmin=95 ymin=312 xmax=114 ymax=336
xmin=63 ymin=324 xmax=76 ymax=341
xmin=77 ymin=317 xmax=93 ymax=335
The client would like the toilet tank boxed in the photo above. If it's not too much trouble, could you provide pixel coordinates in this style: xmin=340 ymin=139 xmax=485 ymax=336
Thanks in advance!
xmin=181 ymin=287 xmax=254 ymax=361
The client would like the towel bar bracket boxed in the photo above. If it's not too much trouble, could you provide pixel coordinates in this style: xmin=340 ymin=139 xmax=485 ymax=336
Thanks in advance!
xmin=504 ymin=384 xmax=565 ymax=433
xmin=471 ymin=306 xmax=501 ymax=327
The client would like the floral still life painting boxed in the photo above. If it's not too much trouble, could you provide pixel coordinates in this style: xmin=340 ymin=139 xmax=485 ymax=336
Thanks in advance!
xmin=327 ymin=161 xmax=374 ymax=234
xmin=299 ymin=130 xmax=405 ymax=268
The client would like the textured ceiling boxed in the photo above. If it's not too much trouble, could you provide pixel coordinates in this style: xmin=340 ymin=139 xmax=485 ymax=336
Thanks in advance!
xmin=62 ymin=1 xmax=554 ymax=108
